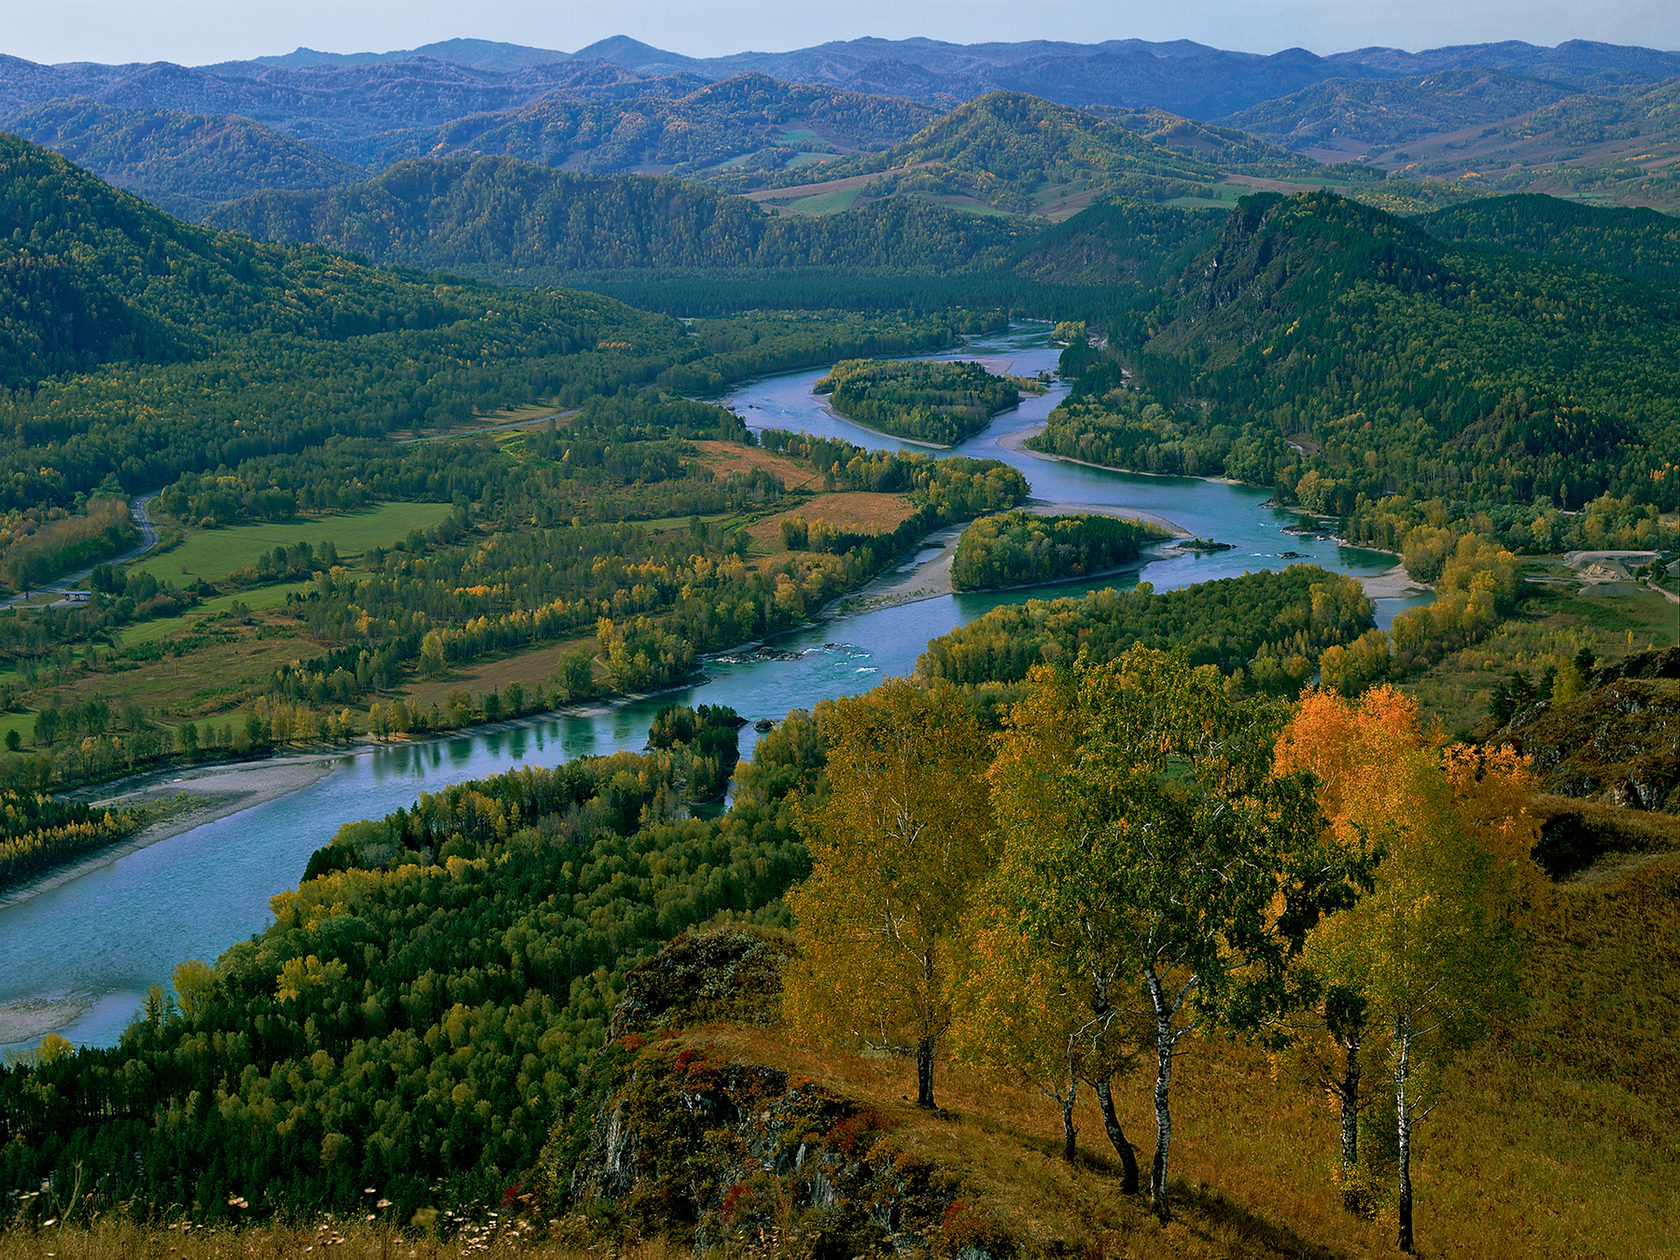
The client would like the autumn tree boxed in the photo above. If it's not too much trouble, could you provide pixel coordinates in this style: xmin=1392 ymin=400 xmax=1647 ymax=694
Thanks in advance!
xmin=956 ymin=661 xmax=1146 ymax=1189
xmin=1276 ymin=687 xmax=1532 ymax=1251
xmin=984 ymin=648 xmax=1358 ymax=1218
xmin=783 ymin=678 xmax=993 ymax=1108
xmin=948 ymin=888 xmax=1144 ymax=1177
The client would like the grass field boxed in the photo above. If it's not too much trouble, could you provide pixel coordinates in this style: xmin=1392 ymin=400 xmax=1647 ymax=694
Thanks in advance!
xmin=784 ymin=186 xmax=864 ymax=214
xmin=745 ymin=491 xmax=918 ymax=553
xmin=130 ymin=502 xmax=453 ymax=585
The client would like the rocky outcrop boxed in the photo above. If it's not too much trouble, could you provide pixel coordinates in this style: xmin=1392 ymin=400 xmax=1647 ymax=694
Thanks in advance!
xmin=539 ymin=926 xmax=1009 ymax=1257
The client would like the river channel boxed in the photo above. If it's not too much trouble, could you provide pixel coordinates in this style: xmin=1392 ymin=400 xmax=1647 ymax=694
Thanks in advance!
xmin=0 ymin=323 xmax=1421 ymax=1052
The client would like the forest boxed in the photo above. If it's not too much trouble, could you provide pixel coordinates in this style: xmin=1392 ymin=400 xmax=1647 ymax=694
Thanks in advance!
xmin=949 ymin=509 xmax=1168 ymax=590
xmin=812 ymin=358 xmax=1036 ymax=445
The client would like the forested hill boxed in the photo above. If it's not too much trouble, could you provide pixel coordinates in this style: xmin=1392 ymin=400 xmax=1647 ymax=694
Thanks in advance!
xmin=2 ymin=98 xmax=363 ymax=220
xmin=204 ymin=155 xmax=1022 ymax=275
xmin=422 ymin=72 xmax=937 ymax=178
xmin=0 ymin=131 xmax=691 ymax=502
xmin=1418 ymin=194 xmax=1680 ymax=290
xmin=1130 ymin=189 xmax=1680 ymax=513
xmin=727 ymin=91 xmax=1293 ymax=212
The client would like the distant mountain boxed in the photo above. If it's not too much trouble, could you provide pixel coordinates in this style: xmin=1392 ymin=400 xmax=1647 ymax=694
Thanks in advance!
xmin=419 ymin=73 xmax=935 ymax=178
xmin=724 ymin=92 xmax=1320 ymax=217
xmin=246 ymin=39 xmax=571 ymax=73
xmin=203 ymin=153 xmax=1023 ymax=276
xmin=2 ymin=97 xmax=364 ymax=218
xmin=1221 ymin=69 xmax=1575 ymax=158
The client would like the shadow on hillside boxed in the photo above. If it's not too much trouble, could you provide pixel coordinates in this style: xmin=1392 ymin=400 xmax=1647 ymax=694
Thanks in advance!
xmin=1171 ymin=1180 xmax=1346 ymax=1260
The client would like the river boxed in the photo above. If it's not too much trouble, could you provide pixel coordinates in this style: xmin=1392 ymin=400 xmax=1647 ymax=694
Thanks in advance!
xmin=0 ymin=323 xmax=1420 ymax=1052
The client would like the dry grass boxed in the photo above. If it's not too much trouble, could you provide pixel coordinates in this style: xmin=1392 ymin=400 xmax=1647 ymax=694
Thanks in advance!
xmin=30 ymin=611 xmax=308 ymax=723
xmin=0 ymin=1217 xmax=681 ymax=1259
xmin=395 ymin=633 xmax=598 ymax=710
xmin=675 ymin=842 xmax=1680 ymax=1258
xmin=690 ymin=442 xmax=821 ymax=490
xmin=745 ymin=493 xmax=918 ymax=552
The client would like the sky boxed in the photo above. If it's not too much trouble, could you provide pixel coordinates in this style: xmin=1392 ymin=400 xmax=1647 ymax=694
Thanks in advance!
xmin=2 ymin=0 xmax=1676 ymax=67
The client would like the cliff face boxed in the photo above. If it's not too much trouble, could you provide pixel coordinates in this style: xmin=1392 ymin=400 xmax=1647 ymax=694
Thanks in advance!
xmin=538 ymin=927 xmax=1009 ymax=1257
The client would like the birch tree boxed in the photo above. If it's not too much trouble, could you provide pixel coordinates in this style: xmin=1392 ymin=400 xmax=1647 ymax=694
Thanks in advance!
xmin=783 ymin=678 xmax=993 ymax=1108
xmin=1276 ymin=686 xmax=1529 ymax=1251
xmin=987 ymin=649 xmax=1357 ymax=1219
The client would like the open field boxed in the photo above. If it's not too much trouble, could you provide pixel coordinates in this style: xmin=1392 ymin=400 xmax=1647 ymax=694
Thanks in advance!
xmin=745 ymin=491 xmax=918 ymax=552
xmin=691 ymin=440 xmax=825 ymax=489
xmin=132 ymin=502 xmax=453 ymax=585
xmin=395 ymin=631 xmax=598 ymax=712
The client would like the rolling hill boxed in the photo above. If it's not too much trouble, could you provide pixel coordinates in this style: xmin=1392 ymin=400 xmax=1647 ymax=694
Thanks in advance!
xmin=724 ymin=91 xmax=1288 ymax=218
xmin=419 ymin=72 xmax=935 ymax=179
xmin=1 ymin=97 xmax=363 ymax=218
xmin=1127 ymin=190 xmax=1680 ymax=513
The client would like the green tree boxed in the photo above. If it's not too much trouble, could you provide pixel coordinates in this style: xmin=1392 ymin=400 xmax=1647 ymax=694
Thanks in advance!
xmin=989 ymin=648 xmax=1357 ymax=1218
xmin=783 ymin=679 xmax=993 ymax=1108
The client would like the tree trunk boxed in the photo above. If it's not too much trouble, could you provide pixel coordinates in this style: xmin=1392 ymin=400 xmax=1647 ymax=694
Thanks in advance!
xmin=1061 ymin=1076 xmax=1078 ymax=1163
xmin=1149 ymin=981 xmax=1174 ymax=1221
xmin=1095 ymin=1078 xmax=1141 ymax=1194
xmin=916 ymin=1036 xmax=936 ymax=1109
xmin=1341 ymin=1029 xmax=1361 ymax=1179
xmin=1395 ymin=1015 xmax=1414 ymax=1254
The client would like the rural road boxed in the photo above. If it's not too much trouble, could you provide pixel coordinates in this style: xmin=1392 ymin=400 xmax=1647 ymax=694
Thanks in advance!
xmin=0 ymin=491 xmax=160 ymax=610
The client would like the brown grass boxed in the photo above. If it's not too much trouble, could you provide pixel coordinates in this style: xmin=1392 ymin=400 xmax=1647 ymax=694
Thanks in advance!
xmin=675 ymin=844 xmax=1680 ymax=1258
xmin=0 ymin=1218 xmax=681 ymax=1259
xmin=40 ymin=613 xmax=308 ymax=722
xmin=395 ymin=634 xmax=598 ymax=710
xmin=691 ymin=442 xmax=821 ymax=490
xmin=745 ymin=493 xmax=918 ymax=552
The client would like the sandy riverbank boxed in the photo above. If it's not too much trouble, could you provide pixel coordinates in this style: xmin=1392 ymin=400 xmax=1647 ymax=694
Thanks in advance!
xmin=823 ymin=499 xmax=1191 ymax=618
xmin=1358 ymin=563 xmax=1430 ymax=601
xmin=0 ymin=758 xmax=337 ymax=913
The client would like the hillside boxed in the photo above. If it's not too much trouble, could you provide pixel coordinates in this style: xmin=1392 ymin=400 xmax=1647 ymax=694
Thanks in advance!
xmin=422 ymin=72 xmax=936 ymax=180
xmin=204 ymin=154 xmax=1023 ymax=276
xmin=728 ymin=91 xmax=1237 ymax=217
xmin=1128 ymin=190 xmax=1680 ymax=513
xmin=1 ymin=97 xmax=365 ymax=218
xmin=1220 ymin=68 xmax=1574 ymax=158
xmin=0 ymin=132 xmax=687 ymax=498
xmin=1420 ymin=193 xmax=1680 ymax=289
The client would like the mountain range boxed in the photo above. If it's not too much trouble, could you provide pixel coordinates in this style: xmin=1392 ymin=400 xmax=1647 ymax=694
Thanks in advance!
xmin=7 ymin=34 xmax=1680 ymax=221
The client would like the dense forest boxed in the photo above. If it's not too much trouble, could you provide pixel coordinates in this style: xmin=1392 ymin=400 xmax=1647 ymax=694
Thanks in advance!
xmin=0 ymin=739 xmax=822 ymax=1214
xmin=920 ymin=564 xmax=1374 ymax=698
xmin=1037 ymin=190 xmax=1680 ymax=564
xmin=813 ymin=358 xmax=1033 ymax=445
xmin=949 ymin=509 xmax=1167 ymax=590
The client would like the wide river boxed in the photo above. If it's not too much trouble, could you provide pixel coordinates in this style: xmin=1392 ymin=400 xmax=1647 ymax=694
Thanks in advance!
xmin=0 ymin=324 xmax=1420 ymax=1052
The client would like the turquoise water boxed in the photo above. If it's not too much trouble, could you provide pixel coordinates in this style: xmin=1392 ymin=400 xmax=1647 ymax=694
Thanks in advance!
xmin=0 ymin=323 xmax=1409 ymax=1051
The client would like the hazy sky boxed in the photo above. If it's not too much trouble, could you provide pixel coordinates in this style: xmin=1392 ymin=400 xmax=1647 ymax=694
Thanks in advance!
xmin=3 ymin=0 xmax=1677 ymax=67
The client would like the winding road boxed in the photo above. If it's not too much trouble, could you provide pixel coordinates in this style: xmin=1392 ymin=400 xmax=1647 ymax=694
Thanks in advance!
xmin=0 ymin=492 xmax=160 ymax=610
